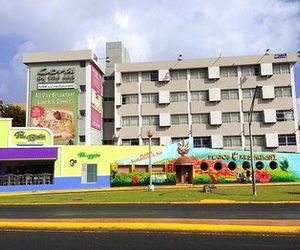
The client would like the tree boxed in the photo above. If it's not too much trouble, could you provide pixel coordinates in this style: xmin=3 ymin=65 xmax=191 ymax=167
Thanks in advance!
xmin=2 ymin=105 xmax=26 ymax=127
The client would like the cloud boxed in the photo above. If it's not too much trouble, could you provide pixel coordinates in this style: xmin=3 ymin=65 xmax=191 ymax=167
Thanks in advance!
xmin=114 ymin=10 xmax=129 ymax=29
xmin=0 ymin=0 xmax=299 ymax=103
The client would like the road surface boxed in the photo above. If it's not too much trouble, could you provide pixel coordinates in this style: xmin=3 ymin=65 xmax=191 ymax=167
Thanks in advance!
xmin=0 ymin=230 xmax=299 ymax=250
xmin=0 ymin=204 xmax=299 ymax=219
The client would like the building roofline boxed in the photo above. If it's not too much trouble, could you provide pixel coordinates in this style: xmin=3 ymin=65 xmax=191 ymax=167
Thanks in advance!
xmin=22 ymin=49 xmax=105 ymax=74
xmin=116 ymin=52 xmax=298 ymax=72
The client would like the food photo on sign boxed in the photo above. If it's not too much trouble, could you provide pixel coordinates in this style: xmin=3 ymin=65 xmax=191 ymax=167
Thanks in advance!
xmin=30 ymin=89 xmax=78 ymax=145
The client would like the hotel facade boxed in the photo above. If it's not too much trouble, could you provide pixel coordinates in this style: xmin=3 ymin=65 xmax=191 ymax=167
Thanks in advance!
xmin=114 ymin=51 xmax=299 ymax=153
xmin=22 ymin=43 xmax=299 ymax=153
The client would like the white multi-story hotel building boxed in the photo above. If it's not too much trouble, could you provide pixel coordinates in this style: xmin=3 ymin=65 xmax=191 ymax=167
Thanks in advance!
xmin=114 ymin=51 xmax=299 ymax=152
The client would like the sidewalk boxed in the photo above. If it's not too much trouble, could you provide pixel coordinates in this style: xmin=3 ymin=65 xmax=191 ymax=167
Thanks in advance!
xmin=0 ymin=182 xmax=299 ymax=197
xmin=0 ymin=218 xmax=299 ymax=234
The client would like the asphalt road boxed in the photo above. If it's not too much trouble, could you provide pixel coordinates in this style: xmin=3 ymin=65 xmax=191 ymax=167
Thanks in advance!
xmin=0 ymin=204 xmax=299 ymax=219
xmin=0 ymin=230 xmax=299 ymax=250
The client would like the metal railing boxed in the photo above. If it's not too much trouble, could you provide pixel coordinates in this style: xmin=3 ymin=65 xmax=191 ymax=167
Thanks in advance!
xmin=0 ymin=173 xmax=54 ymax=186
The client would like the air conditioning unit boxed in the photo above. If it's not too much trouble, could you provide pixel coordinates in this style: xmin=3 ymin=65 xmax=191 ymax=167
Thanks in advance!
xmin=208 ymin=66 xmax=220 ymax=79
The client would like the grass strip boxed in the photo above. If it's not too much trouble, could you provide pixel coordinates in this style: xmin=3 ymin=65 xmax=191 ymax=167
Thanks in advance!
xmin=0 ymin=185 xmax=300 ymax=204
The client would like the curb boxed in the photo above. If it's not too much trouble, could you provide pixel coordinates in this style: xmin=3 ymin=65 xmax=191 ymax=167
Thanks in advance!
xmin=0 ymin=220 xmax=299 ymax=234
xmin=0 ymin=200 xmax=300 ymax=206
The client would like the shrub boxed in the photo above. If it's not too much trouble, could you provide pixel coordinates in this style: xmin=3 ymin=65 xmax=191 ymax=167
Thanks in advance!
xmin=216 ymin=176 xmax=237 ymax=184
xmin=193 ymin=174 xmax=211 ymax=184
xmin=111 ymin=173 xmax=133 ymax=186
xmin=165 ymin=173 xmax=176 ymax=185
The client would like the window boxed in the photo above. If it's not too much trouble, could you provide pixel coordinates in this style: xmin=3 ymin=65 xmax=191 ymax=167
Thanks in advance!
xmin=79 ymin=110 xmax=86 ymax=117
xmin=220 ymin=66 xmax=237 ymax=77
xmin=104 ymin=118 xmax=114 ymax=123
xmin=275 ymin=87 xmax=292 ymax=97
xmin=142 ymin=115 xmax=159 ymax=126
xmin=87 ymin=164 xmax=97 ymax=183
xmin=192 ymin=113 xmax=209 ymax=124
xmin=273 ymin=63 xmax=290 ymax=74
xmin=170 ymin=70 xmax=187 ymax=80
xmin=142 ymin=138 xmax=160 ymax=145
xmin=122 ymin=116 xmax=139 ymax=127
xmin=103 ymin=140 xmax=113 ymax=145
xmin=82 ymin=164 xmax=97 ymax=183
xmin=278 ymin=134 xmax=296 ymax=146
xmin=222 ymin=112 xmax=240 ymax=123
xmin=244 ymin=112 xmax=263 ymax=122
xmin=142 ymin=71 xmax=158 ymax=81
xmin=170 ymin=92 xmax=187 ymax=102
xmin=221 ymin=89 xmax=239 ymax=100
xmin=80 ymin=61 xmax=85 ymax=68
xmin=241 ymin=65 xmax=260 ymax=76
xmin=79 ymin=85 xmax=86 ymax=92
xmin=103 ymin=97 xmax=114 ymax=101
xmin=223 ymin=136 xmax=242 ymax=147
xmin=242 ymin=88 xmax=262 ymax=99
xmin=104 ymin=75 xmax=115 ymax=81
xmin=122 ymin=72 xmax=138 ymax=82
xmin=79 ymin=136 xmax=85 ymax=143
xmin=245 ymin=136 xmax=265 ymax=146
xmin=190 ymin=68 xmax=208 ymax=79
xmin=122 ymin=139 xmax=139 ymax=145
xmin=122 ymin=94 xmax=138 ymax=105
xmin=118 ymin=165 xmax=131 ymax=173
xmin=194 ymin=137 xmax=211 ymax=148
xmin=142 ymin=93 xmax=158 ymax=104
xmin=276 ymin=110 xmax=294 ymax=122
xmin=134 ymin=165 xmax=148 ymax=173
xmin=172 ymin=137 xmax=188 ymax=144
xmin=171 ymin=114 xmax=188 ymax=125
xmin=191 ymin=91 xmax=208 ymax=101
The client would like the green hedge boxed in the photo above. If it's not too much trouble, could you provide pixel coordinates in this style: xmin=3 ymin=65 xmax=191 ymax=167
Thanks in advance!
xmin=111 ymin=172 xmax=176 ymax=186
xmin=193 ymin=174 xmax=211 ymax=184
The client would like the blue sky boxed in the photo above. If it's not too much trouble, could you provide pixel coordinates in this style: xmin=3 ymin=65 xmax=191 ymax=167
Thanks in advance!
xmin=0 ymin=0 xmax=299 ymax=113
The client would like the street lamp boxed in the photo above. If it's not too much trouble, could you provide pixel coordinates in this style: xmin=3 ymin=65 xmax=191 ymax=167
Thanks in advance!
xmin=248 ymin=85 xmax=262 ymax=196
xmin=100 ymin=56 xmax=110 ymax=63
xmin=94 ymin=55 xmax=110 ymax=63
xmin=147 ymin=130 xmax=154 ymax=191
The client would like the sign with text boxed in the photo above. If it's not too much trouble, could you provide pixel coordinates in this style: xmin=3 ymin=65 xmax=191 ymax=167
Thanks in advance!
xmin=91 ymin=64 xmax=103 ymax=131
xmin=10 ymin=128 xmax=52 ymax=146
xmin=30 ymin=89 xmax=78 ymax=145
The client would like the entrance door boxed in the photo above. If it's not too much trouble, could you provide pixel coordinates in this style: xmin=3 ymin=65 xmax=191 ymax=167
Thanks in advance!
xmin=175 ymin=166 xmax=181 ymax=183
xmin=175 ymin=165 xmax=192 ymax=184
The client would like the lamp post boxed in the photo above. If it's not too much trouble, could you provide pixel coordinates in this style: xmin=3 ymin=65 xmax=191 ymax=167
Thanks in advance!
xmin=96 ymin=56 xmax=110 ymax=63
xmin=147 ymin=130 xmax=154 ymax=191
xmin=248 ymin=85 xmax=261 ymax=196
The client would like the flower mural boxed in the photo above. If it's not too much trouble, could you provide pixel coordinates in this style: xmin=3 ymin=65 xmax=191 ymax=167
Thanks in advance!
xmin=255 ymin=170 xmax=271 ymax=183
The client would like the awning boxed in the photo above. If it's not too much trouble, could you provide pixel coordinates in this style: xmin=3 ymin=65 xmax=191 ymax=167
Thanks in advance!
xmin=0 ymin=147 xmax=58 ymax=160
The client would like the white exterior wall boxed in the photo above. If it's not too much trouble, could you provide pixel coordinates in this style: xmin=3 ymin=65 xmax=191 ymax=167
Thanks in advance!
xmin=114 ymin=52 xmax=299 ymax=152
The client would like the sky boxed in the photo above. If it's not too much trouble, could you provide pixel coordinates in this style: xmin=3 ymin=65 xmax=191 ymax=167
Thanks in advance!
xmin=0 ymin=0 xmax=300 ymax=117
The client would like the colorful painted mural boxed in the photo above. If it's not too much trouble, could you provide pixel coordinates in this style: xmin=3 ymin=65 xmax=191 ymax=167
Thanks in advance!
xmin=111 ymin=138 xmax=300 ymax=186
